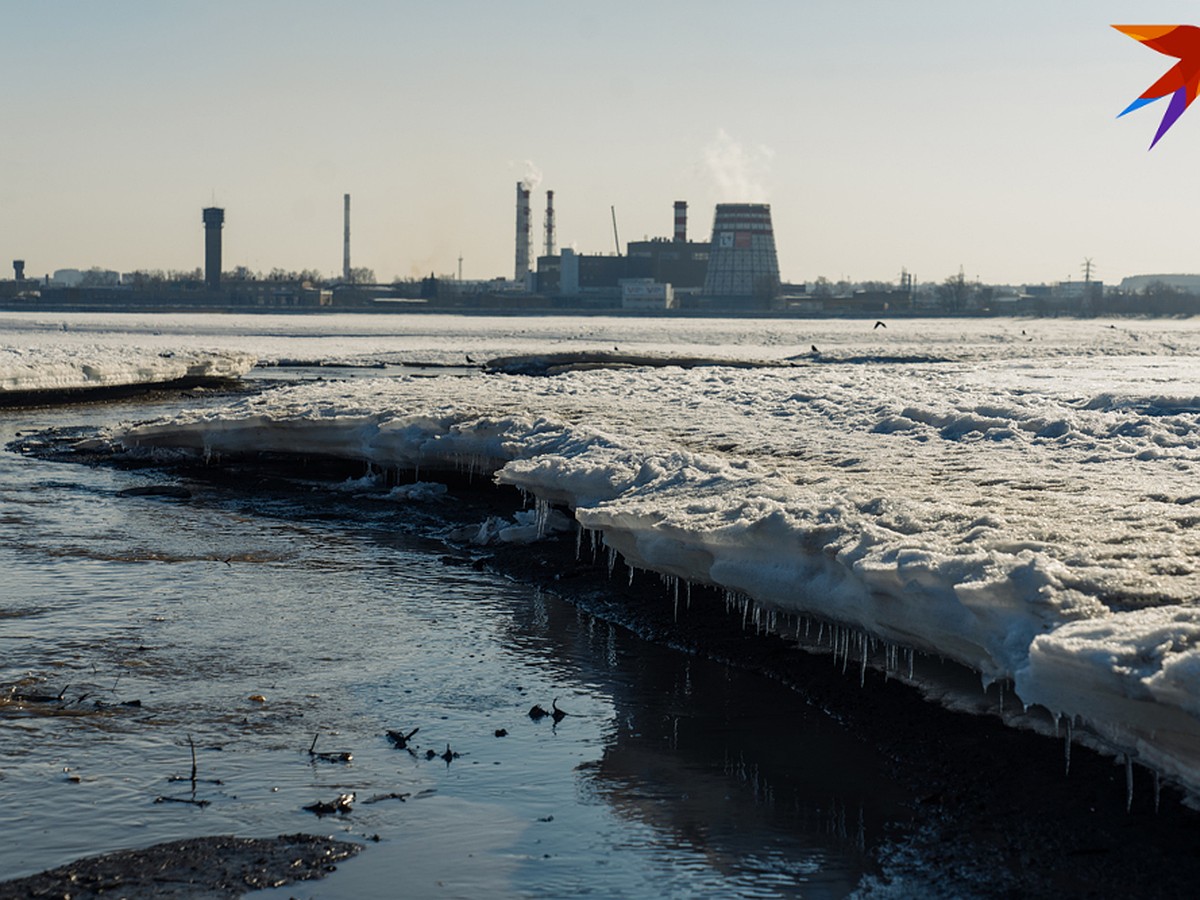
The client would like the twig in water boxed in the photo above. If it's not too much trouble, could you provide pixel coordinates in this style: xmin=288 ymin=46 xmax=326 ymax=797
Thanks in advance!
xmin=307 ymin=732 xmax=353 ymax=763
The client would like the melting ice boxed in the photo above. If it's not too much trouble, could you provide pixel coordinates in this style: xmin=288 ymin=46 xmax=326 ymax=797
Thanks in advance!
xmin=7 ymin=312 xmax=1200 ymax=802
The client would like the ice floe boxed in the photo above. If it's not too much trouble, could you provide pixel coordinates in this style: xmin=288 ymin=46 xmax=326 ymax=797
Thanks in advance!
xmin=0 ymin=344 xmax=255 ymax=396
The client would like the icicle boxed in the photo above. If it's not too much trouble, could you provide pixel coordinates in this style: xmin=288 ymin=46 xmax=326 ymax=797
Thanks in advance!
xmin=842 ymin=629 xmax=849 ymax=675
xmin=1126 ymin=755 xmax=1134 ymax=814
xmin=817 ymin=622 xmax=824 ymax=644
xmin=805 ymin=617 xmax=811 ymax=638
xmin=1154 ymin=770 xmax=1161 ymax=814
xmin=627 ymin=562 xmax=635 ymax=586
xmin=686 ymin=581 xmax=692 ymax=610
xmin=606 ymin=545 xmax=617 ymax=578
xmin=907 ymin=647 xmax=914 ymax=680
xmin=575 ymin=525 xmax=584 ymax=560
xmin=859 ymin=634 xmax=867 ymax=688
xmin=534 ymin=498 xmax=550 ymax=538
xmin=1064 ymin=718 xmax=1073 ymax=776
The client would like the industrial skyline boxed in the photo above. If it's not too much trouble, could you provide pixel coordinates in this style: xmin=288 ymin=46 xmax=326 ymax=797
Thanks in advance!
xmin=3 ymin=1 xmax=1200 ymax=286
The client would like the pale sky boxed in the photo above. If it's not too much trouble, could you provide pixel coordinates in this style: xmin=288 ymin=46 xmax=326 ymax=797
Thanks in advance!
xmin=2 ymin=1 xmax=1198 ymax=287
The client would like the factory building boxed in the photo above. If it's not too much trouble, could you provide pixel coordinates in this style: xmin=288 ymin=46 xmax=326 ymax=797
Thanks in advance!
xmin=533 ymin=200 xmax=711 ymax=304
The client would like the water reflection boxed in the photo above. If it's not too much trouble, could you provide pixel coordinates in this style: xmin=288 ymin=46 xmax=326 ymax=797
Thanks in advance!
xmin=499 ymin=586 xmax=913 ymax=896
xmin=1 ymin=402 xmax=912 ymax=897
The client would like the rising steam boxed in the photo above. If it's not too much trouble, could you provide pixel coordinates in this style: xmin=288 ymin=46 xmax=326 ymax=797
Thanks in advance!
xmin=521 ymin=160 xmax=543 ymax=192
xmin=703 ymin=129 xmax=773 ymax=201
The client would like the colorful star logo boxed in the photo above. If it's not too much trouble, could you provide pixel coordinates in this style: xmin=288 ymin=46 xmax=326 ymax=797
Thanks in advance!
xmin=1114 ymin=25 xmax=1200 ymax=148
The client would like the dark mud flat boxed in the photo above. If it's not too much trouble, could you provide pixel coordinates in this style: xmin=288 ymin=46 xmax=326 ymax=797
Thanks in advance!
xmin=473 ymin=531 xmax=1200 ymax=898
xmin=0 ymin=378 xmax=256 ymax=410
xmin=0 ymin=834 xmax=359 ymax=900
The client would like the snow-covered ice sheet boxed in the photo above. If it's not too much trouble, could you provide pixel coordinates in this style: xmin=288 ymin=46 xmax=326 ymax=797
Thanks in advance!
xmin=0 ymin=344 xmax=254 ymax=394
xmin=11 ymin=312 xmax=1200 ymax=798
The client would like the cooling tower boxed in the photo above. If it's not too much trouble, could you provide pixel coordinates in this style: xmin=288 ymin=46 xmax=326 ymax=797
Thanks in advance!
xmin=702 ymin=203 xmax=780 ymax=303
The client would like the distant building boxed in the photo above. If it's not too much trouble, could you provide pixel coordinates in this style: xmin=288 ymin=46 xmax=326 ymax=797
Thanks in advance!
xmin=621 ymin=278 xmax=676 ymax=310
xmin=625 ymin=238 xmax=709 ymax=289
xmin=537 ymin=248 xmax=651 ymax=299
xmin=1119 ymin=273 xmax=1200 ymax=293
xmin=51 ymin=269 xmax=84 ymax=287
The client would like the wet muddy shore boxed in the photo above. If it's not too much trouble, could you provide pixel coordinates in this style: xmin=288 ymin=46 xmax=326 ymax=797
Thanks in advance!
xmin=0 ymin=834 xmax=359 ymax=900
xmin=6 ymin=433 xmax=1200 ymax=898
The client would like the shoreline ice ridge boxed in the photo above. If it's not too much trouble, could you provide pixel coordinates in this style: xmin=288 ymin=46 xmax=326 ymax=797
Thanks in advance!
xmin=103 ymin=376 xmax=1200 ymax=803
xmin=0 ymin=346 xmax=256 ymax=394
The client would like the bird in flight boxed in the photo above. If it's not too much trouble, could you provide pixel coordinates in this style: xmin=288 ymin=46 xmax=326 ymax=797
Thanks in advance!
xmin=1114 ymin=24 xmax=1200 ymax=149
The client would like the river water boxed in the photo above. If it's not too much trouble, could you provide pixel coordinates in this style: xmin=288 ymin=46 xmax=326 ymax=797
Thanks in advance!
xmin=0 ymin=384 xmax=911 ymax=899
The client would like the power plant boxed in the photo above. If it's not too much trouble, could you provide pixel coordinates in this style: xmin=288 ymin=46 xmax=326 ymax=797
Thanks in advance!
xmin=517 ymin=188 xmax=781 ymax=309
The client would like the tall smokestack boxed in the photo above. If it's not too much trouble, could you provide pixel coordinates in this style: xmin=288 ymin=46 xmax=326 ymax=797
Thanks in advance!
xmin=343 ymin=194 xmax=351 ymax=283
xmin=202 ymin=207 xmax=224 ymax=291
xmin=673 ymin=200 xmax=687 ymax=243
xmin=13 ymin=260 xmax=25 ymax=281
xmin=544 ymin=190 xmax=556 ymax=258
xmin=515 ymin=182 xmax=531 ymax=281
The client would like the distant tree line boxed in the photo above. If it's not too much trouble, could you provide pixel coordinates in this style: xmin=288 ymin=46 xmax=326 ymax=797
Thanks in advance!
xmin=1098 ymin=282 xmax=1200 ymax=315
xmin=121 ymin=266 xmax=377 ymax=287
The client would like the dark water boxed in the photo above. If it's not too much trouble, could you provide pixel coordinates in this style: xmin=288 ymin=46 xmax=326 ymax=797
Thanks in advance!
xmin=0 ymin=393 xmax=911 ymax=899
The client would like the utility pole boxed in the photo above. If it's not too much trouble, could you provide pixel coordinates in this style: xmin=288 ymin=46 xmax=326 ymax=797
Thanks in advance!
xmin=458 ymin=254 xmax=463 ymax=282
